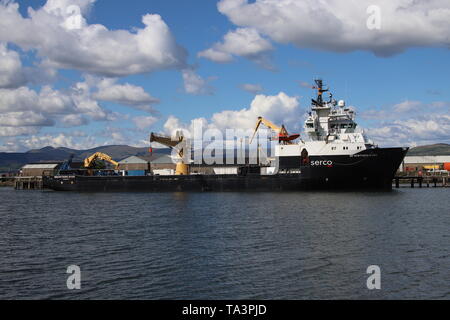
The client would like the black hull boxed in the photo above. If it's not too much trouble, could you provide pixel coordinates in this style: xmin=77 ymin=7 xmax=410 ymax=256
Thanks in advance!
xmin=43 ymin=147 xmax=408 ymax=192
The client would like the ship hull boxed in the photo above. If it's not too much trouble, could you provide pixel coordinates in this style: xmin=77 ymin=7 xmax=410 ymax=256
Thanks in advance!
xmin=43 ymin=147 xmax=407 ymax=192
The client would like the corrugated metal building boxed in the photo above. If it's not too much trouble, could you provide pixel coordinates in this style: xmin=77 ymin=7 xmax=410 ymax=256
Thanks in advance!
xmin=117 ymin=156 xmax=150 ymax=171
xmin=148 ymin=154 xmax=177 ymax=171
xmin=117 ymin=154 xmax=176 ymax=172
xmin=21 ymin=164 xmax=61 ymax=177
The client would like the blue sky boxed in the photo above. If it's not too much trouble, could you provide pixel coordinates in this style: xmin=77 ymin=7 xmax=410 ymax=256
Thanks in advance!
xmin=0 ymin=0 xmax=449 ymax=151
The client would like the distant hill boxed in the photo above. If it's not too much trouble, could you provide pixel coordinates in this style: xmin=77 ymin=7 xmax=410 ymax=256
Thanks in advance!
xmin=0 ymin=145 xmax=171 ymax=172
xmin=407 ymin=143 xmax=450 ymax=156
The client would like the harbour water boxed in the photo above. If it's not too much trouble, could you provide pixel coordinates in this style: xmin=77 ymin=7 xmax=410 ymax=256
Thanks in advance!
xmin=0 ymin=187 xmax=448 ymax=300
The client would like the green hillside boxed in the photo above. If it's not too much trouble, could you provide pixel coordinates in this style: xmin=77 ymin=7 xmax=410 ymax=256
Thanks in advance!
xmin=407 ymin=144 xmax=450 ymax=156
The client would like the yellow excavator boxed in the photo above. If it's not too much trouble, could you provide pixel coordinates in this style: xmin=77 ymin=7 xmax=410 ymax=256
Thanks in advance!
xmin=84 ymin=152 xmax=119 ymax=169
xmin=250 ymin=116 xmax=300 ymax=145
xmin=150 ymin=132 xmax=189 ymax=175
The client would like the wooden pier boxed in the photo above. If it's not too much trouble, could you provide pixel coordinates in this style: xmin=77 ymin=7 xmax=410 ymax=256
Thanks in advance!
xmin=14 ymin=176 xmax=44 ymax=190
xmin=393 ymin=176 xmax=449 ymax=188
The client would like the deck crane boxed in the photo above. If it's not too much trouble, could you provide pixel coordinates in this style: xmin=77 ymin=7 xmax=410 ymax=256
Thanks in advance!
xmin=150 ymin=132 xmax=189 ymax=175
xmin=83 ymin=152 xmax=119 ymax=169
xmin=250 ymin=117 xmax=300 ymax=145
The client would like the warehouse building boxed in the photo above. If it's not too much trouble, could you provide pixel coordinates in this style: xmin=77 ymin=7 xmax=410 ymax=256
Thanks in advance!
xmin=20 ymin=163 xmax=61 ymax=177
xmin=117 ymin=154 xmax=176 ymax=176
xmin=401 ymin=156 xmax=450 ymax=173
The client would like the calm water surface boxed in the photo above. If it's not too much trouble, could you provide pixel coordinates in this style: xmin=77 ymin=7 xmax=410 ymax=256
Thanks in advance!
xmin=0 ymin=187 xmax=449 ymax=299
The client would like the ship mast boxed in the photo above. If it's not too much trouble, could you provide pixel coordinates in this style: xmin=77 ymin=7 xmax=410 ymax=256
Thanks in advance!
xmin=312 ymin=79 xmax=329 ymax=106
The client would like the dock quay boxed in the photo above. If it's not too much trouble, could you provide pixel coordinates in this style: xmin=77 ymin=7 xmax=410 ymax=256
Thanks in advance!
xmin=393 ymin=175 xmax=449 ymax=188
xmin=0 ymin=177 xmax=15 ymax=187
xmin=7 ymin=175 xmax=450 ymax=190
xmin=14 ymin=176 xmax=44 ymax=190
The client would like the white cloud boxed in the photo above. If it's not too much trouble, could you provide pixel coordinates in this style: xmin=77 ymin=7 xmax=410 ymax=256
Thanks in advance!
xmin=0 ymin=126 xmax=40 ymax=138
xmin=133 ymin=116 xmax=159 ymax=130
xmin=393 ymin=100 xmax=422 ymax=113
xmin=61 ymin=114 xmax=89 ymax=127
xmin=3 ymin=132 xmax=98 ymax=151
xmin=0 ymin=43 xmax=26 ymax=88
xmin=181 ymin=69 xmax=214 ymax=95
xmin=198 ymin=28 xmax=273 ymax=67
xmin=93 ymin=78 xmax=160 ymax=113
xmin=0 ymin=86 xmax=76 ymax=114
xmin=0 ymin=81 xmax=117 ymax=131
xmin=0 ymin=111 xmax=54 ymax=127
xmin=362 ymin=100 xmax=450 ymax=146
xmin=0 ymin=43 xmax=57 ymax=88
xmin=163 ymin=115 xmax=187 ymax=135
xmin=368 ymin=114 xmax=450 ymax=147
xmin=70 ymin=80 xmax=115 ymax=121
xmin=198 ymin=48 xmax=233 ymax=63
xmin=211 ymin=92 xmax=301 ymax=131
xmin=0 ymin=0 xmax=187 ymax=77
xmin=361 ymin=100 xmax=449 ymax=121
xmin=163 ymin=92 xmax=301 ymax=137
xmin=239 ymin=83 xmax=263 ymax=94
xmin=217 ymin=0 xmax=450 ymax=57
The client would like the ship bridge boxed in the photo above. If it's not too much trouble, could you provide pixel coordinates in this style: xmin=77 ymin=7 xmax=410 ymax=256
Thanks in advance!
xmin=277 ymin=79 xmax=375 ymax=159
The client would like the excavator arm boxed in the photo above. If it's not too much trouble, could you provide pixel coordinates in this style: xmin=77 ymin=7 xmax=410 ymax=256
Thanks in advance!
xmin=84 ymin=152 xmax=119 ymax=169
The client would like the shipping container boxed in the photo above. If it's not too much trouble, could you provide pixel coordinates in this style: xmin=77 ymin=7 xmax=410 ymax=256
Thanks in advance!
xmin=127 ymin=170 xmax=146 ymax=176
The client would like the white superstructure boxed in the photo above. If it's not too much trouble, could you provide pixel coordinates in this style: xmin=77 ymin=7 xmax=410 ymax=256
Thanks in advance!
xmin=276 ymin=79 xmax=375 ymax=157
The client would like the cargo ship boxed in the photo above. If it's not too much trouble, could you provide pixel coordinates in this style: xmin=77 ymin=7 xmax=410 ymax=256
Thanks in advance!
xmin=43 ymin=80 xmax=408 ymax=191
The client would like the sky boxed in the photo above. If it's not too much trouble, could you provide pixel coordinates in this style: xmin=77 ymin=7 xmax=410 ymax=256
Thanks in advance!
xmin=0 ymin=0 xmax=449 ymax=152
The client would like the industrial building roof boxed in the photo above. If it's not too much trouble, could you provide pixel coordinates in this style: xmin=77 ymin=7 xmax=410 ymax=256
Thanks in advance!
xmin=404 ymin=156 xmax=450 ymax=164
xmin=22 ymin=164 xmax=59 ymax=169
xmin=118 ymin=154 xmax=174 ymax=165
xmin=150 ymin=154 xmax=174 ymax=164
xmin=119 ymin=156 xmax=148 ymax=164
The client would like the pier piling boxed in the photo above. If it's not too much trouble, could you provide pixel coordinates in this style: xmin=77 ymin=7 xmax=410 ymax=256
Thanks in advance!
xmin=394 ymin=175 xmax=449 ymax=188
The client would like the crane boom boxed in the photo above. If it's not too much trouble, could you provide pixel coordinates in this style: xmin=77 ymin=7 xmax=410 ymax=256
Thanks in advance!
xmin=250 ymin=116 xmax=299 ymax=145
xmin=84 ymin=152 xmax=119 ymax=168
xmin=150 ymin=132 xmax=189 ymax=175
xmin=150 ymin=132 xmax=185 ymax=158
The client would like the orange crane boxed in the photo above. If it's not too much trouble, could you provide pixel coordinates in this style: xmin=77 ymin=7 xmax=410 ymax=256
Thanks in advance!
xmin=250 ymin=117 xmax=300 ymax=145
